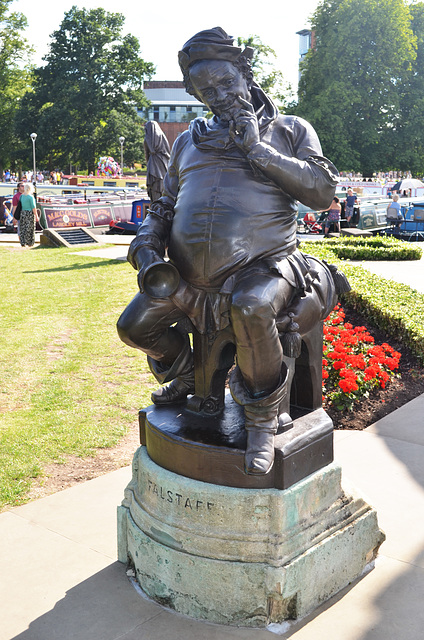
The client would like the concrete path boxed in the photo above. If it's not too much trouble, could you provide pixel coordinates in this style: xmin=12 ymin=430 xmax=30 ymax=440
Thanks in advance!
xmin=297 ymin=231 xmax=424 ymax=294
xmin=357 ymin=254 xmax=424 ymax=294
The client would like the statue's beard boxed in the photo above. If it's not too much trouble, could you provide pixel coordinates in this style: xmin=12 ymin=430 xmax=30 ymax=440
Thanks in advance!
xmin=219 ymin=111 xmax=234 ymax=123
xmin=213 ymin=94 xmax=254 ymax=124
xmin=212 ymin=104 xmax=238 ymax=123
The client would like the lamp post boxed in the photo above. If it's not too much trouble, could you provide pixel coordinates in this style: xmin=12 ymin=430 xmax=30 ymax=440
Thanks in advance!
xmin=30 ymin=132 xmax=37 ymax=185
xmin=119 ymin=136 xmax=125 ymax=175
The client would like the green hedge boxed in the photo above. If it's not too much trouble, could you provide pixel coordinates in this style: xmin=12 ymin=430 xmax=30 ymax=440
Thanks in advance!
xmin=318 ymin=236 xmax=422 ymax=261
xmin=303 ymin=241 xmax=424 ymax=364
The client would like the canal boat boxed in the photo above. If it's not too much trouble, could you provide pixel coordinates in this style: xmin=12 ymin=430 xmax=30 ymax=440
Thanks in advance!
xmin=0 ymin=182 xmax=150 ymax=235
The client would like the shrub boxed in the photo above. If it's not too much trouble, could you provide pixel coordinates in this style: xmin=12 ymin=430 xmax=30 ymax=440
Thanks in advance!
xmin=303 ymin=241 xmax=424 ymax=364
xmin=317 ymin=236 xmax=422 ymax=261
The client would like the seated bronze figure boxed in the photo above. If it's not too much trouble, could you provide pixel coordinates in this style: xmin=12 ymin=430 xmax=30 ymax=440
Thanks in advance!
xmin=117 ymin=27 xmax=348 ymax=477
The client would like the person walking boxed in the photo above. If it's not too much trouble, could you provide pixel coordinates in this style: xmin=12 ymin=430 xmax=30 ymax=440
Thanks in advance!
xmin=11 ymin=182 xmax=24 ymax=236
xmin=11 ymin=182 xmax=24 ymax=218
xmin=19 ymin=183 xmax=39 ymax=247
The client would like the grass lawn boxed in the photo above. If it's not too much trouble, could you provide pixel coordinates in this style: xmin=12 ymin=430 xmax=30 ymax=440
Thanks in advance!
xmin=0 ymin=244 xmax=155 ymax=509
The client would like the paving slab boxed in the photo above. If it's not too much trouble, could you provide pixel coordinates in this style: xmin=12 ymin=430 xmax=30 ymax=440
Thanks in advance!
xmin=11 ymin=467 xmax=132 ymax=558
xmin=366 ymin=393 xmax=424 ymax=445
xmin=335 ymin=429 xmax=424 ymax=568
xmin=6 ymin=561 xmax=163 ymax=640
xmin=72 ymin=245 xmax=129 ymax=261
xmin=1 ymin=514 xmax=117 ymax=640
xmin=95 ymin=234 xmax=133 ymax=246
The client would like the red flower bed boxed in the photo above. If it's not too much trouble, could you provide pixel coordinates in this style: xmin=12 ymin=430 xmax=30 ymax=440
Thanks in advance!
xmin=323 ymin=304 xmax=401 ymax=411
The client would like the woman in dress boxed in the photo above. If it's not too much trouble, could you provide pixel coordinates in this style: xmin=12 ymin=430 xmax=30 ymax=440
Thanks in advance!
xmin=324 ymin=196 xmax=342 ymax=236
xmin=19 ymin=183 xmax=39 ymax=247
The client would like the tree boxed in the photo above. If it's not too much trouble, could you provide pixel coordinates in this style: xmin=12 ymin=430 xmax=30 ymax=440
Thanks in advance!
xmin=237 ymin=35 xmax=294 ymax=110
xmin=295 ymin=0 xmax=416 ymax=174
xmin=392 ymin=2 xmax=424 ymax=175
xmin=16 ymin=6 xmax=154 ymax=173
xmin=0 ymin=0 xmax=33 ymax=174
xmin=94 ymin=109 xmax=145 ymax=168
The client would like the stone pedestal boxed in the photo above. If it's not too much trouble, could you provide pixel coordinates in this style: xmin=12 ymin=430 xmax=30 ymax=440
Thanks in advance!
xmin=117 ymin=447 xmax=385 ymax=627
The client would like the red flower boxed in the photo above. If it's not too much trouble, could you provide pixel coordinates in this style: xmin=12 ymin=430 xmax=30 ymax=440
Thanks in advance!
xmin=339 ymin=378 xmax=359 ymax=393
xmin=333 ymin=360 xmax=345 ymax=370
xmin=322 ymin=304 xmax=400 ymax=410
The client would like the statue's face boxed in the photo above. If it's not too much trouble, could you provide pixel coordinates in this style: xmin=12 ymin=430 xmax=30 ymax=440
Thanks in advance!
xmin=189 ymin=59 xmax=251 ymax=122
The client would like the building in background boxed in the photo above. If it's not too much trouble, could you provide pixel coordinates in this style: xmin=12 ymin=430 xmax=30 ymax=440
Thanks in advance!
xmin=139 ymin=81 xmax=208 ymax=147
xmin=296 ymin=29 xmax=315 ymax=81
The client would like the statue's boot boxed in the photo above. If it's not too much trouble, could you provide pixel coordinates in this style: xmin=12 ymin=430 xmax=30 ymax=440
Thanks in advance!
xmin=148 ymin=333 xmax=195 ymax=405
xmin=230 ymin=364 xmax=288 ymax=475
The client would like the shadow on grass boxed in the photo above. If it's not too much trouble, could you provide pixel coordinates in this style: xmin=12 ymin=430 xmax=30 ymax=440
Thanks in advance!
xmin=24 ymin=259 xmax=127 ymax=273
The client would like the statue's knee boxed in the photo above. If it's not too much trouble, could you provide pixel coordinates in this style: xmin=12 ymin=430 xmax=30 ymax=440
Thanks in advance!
xmin=116 ymin=311 xmax=149 ymax=349
xmin=231 ymin=295 xmax=273 ymax=324
xmin=116 ymin=313 xmax=133 ymax=346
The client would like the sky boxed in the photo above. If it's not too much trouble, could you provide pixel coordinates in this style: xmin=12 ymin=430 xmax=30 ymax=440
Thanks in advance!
xmin=11 ymin=0 xmax=320 ymax=92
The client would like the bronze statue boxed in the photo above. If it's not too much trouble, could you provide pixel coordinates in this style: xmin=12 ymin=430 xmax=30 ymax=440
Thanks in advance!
xmin=144 ymin=121 xmax=171 ymax=203
xmin=118 ymin=27 xmax=346 ymax=477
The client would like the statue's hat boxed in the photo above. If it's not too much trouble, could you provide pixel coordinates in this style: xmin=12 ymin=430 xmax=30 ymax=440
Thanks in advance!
xmin=178 ymin=27 xmax=254 ymax=72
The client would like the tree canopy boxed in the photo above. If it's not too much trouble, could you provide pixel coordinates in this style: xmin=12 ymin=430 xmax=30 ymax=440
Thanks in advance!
xmin=391 ymin=2 xmax=424 ymax=174
xmin=295 ymin=0 xmax=417 ymax=174
xmin=0 ymin=0 xmax=33 ymax=173
xmin=17 ymin=6 xmax=154 ymax=173
xmin=237 ymin=35 xmax=294 ymax=110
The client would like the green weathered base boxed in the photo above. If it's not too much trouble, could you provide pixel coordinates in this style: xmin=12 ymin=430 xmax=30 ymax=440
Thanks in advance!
xmin=117 ymin=447 xmax=384 ymax=627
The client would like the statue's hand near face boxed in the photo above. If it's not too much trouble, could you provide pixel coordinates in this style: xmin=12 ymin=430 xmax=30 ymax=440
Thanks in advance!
xmin=229 ymin=96 xmax=260 ymax=155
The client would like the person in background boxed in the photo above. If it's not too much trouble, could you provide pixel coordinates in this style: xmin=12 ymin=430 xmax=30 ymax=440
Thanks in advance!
xmin=19 ymin=183 xmax=39 ymax=247
xmin=345 ymin=188 xmax=359 ymax=226
xmin=3 ymin=201 xmax=14 ymax=230
xmin=324 ymin=196 xmax=342 ymax=236
xmin=11 ymin=182 xmax=24 ymax=225
xmin=386 ymin=194 xmax=403 ymax=228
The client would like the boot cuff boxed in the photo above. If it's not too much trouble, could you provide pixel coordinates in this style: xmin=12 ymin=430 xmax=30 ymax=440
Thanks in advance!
xmin=229 ymin=364 xmax=288 ymax=408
